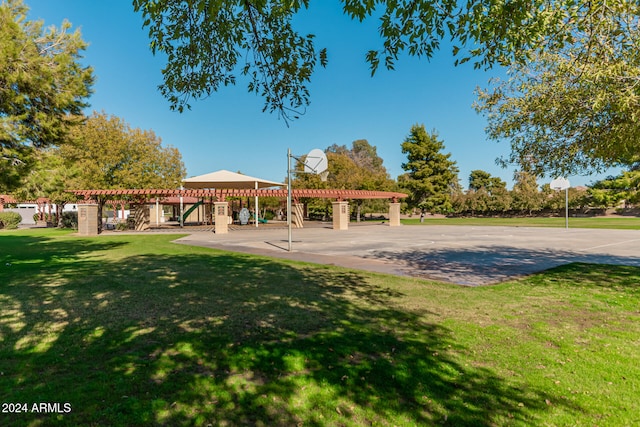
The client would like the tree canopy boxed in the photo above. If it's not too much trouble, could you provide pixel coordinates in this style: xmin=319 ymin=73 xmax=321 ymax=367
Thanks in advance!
xmin=510 ymin=171 xmax=542 ymax=214
xmin=133 ymin=0 xmax=596 ymax=122
xmin=589 ymin=169 xmax=640 ymax=208
xmin=0 ymin=0 xmax=94 ymax=191
xmin=475 ymin=1 xmax=640 ymax=176
xmin=468 ymin=169 xmax=506 ymax=192
xmin=290 ymin=139 xmax=396 ymax=219
xmin=13 ymin=147 xmax=76 ymax=205
xmin=464 ymin=169 xmax=511 ymax=213
xmin=293 ymin=140 xmax=393 ymax=192
xmin=61 ymin=112 xmax=186 ymax=191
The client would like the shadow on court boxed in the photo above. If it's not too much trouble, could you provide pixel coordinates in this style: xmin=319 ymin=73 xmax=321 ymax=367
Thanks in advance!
xmin=367 ymin=245 xmax=640 ymax=285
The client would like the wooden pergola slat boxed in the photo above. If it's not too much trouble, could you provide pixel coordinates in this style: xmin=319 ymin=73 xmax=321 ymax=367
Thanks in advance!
xmin=67 ymin=188 xmax=407 ymax=202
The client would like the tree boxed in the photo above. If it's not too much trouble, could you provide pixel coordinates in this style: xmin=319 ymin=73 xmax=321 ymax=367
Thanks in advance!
xmin=347 ymin=140 xmax=397 ymax=220
xmin=475 ymin=1 xmax=640 ymax=176
xmin=133 ymin=0 xmax=597 ymax=122
xmin=587 ymin=170 xmax=640 ymax=208
xmin=292 ymin=140 xmax=395 ymax=220
xmin=13 ymin=148 xmax=79 ymax=226
xmin=62 ymin=112 xmax=185 ymax=190
xmin=541 ymin=184 xmax=586 ymax=211
xmin=60 ymin=112 xmax=186 ymax=227
xmin=0 ymin=0 xmax=93 ymax=191
xmin=399 ymin=124 xmax=458 ymax=213
xmin=327 ymin=140 xmax=394 ymax=191
xmin=467 ymin=169 xmax=510 ymax=213
xmin=511 ymin=171 xmax=542 ymax=214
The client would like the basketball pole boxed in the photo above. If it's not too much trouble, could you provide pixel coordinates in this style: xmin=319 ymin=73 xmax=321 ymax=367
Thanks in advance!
xmin=565 ymin=186 xmax=569 ymax=229
xmin=286 ymin=148 xmax=327 ymax=252
xmin=287 ymin=148 xmax=292 ymax=252
xmin=179 ymin=186 xmax=184 ymax=228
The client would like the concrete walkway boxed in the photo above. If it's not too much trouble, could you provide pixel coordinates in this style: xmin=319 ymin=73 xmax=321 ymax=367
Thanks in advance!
xmin=173 ymin=223 xmax=640 ymax=286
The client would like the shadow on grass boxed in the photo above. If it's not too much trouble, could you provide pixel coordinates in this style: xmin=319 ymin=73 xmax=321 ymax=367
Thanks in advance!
xmin=0 ymin=233 xmax=128 ymax=268
xmin=535 ymin=262 xmax=640 ymax=289
xmin=367 ymin=245 xmax=640 ymax=285
xmin=1 ymin=235 xmax=567 ymax=426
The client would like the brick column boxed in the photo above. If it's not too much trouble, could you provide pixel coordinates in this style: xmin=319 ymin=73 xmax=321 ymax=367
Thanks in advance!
xmin=78 ymin=204 xmax=99 ymax=236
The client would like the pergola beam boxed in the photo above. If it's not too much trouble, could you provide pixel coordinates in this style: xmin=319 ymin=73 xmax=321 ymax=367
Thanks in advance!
xmin=67 ymin=188 xmax=407 ymax=202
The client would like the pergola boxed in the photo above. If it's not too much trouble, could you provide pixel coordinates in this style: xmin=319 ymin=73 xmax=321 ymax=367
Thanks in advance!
xmin=68 ymin=187 xmax=407 ymax=232
xmin=68 ymin=188 xmax=406 ymax=202
xmin=0 ymin=194 xmax=57 ymax=223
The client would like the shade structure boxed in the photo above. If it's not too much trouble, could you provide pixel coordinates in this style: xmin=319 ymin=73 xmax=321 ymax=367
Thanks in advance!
xmin=182 ymin=170 xmax=284 ymax=228
xmin=182 ymin=170 xmax=284 ymax=189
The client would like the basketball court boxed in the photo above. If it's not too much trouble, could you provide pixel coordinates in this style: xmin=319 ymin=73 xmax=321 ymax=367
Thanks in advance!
xmin=174 ymin=223 xmax=640 ymax=286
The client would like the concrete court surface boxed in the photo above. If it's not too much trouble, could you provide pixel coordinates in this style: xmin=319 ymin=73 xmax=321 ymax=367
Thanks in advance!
xmin=174 ymin=223 xmax=640 ymax=286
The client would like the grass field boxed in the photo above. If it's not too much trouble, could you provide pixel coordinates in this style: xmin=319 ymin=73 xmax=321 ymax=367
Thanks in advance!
xmin=1 ymin=229 xmax=639 ymax=426
xmin=402 ymin=216 xmax=640 ymax=229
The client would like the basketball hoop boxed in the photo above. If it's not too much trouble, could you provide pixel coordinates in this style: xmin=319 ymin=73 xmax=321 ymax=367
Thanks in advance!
xmin=288 ymin=147 xmax=329 ymax=252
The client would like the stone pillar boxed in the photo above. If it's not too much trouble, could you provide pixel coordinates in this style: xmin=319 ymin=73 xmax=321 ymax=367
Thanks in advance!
xmin=150 ymin=201 xmax=162 ymax=226
xmin=77 ymin=204 xmax=99 ymax=236
xmin=388 ymin=202 xmax=401 ymax=227
xmin=214 ymin=202 xmax=229 ymax=234
xmin=332 ymin=201 xmax=349 ymax=230
xmin=292 ymin=203 xmax=304 ymax=228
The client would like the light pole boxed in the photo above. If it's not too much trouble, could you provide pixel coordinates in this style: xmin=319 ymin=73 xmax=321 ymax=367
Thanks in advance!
xmin=550 ymin=177 xmax=570 ymax=229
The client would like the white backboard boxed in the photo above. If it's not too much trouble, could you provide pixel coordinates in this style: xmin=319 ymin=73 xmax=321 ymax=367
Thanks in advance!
xmin=304 ymin=148 xmax=328 ymax=174
xmin=550 ymin=177 xmax=570 ymax=190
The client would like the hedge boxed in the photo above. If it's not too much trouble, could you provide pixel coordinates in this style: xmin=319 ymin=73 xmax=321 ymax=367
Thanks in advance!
xmin=0 ymin=212 xmax=22 ymax=229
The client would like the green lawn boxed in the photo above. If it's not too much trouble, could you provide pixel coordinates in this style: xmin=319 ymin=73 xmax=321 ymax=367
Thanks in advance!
xmin=1 ymin=229 xmax=639 ymax=426
xmin=402 ymin=216 xmax=640 ymax=229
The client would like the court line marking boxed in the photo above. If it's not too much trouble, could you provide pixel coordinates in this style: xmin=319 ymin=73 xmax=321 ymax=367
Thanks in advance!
xmin=582 ymin=239 xmax=640 ymax=251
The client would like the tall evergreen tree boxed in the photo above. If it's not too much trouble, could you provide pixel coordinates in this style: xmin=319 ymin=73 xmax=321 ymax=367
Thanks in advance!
xmin=0 ymin=0 xmax=93 ymax=191
xmin=399 ymin=124 xmax=459 ymax=213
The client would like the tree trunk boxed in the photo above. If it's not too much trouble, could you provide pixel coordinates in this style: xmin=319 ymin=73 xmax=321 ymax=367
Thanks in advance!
xmin=56 ymin=203 xmax=65 ymax=227
xmin=97 ymin=197 xmax=104 ymax=233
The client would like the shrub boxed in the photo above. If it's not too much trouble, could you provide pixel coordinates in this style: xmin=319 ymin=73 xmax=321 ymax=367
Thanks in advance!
xmin=263 ymin=210 xmax=275 ymax=221
xmin=0 ymin=212 xmax=22 ymax=229
xmin=60 ymin=211 xmax=78 ymax=229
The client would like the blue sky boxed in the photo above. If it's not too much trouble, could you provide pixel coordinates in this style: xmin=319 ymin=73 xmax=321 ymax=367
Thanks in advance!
xmin=26 ymin=0 xmax=617 ymax=188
